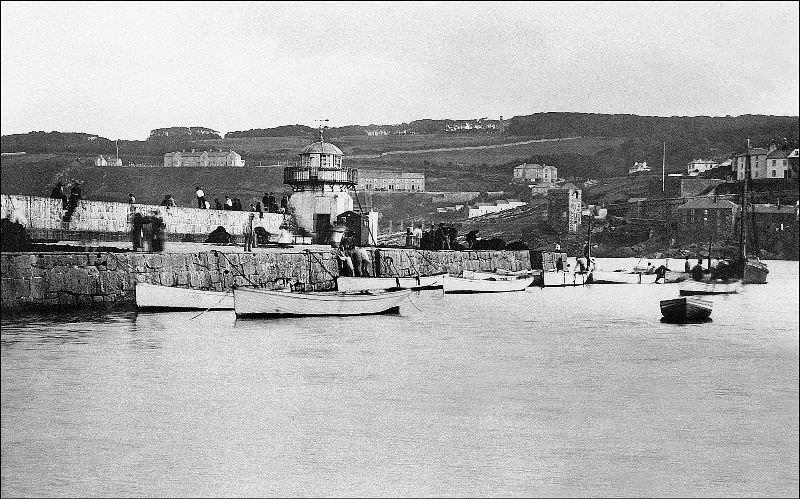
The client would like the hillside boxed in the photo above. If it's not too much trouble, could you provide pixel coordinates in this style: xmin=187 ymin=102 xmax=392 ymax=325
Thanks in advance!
xmin=3 ymin=113 xmax=797 ymax=193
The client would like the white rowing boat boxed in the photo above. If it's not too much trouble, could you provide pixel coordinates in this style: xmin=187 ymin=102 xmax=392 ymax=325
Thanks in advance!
xmin=443 ymin=275 xmax=534 ymax=294
xmin=541 ymin=270 xmax=591 ymax=287
xmin=679 ymin=279 xmax=741 ymax=296
xmin=336 ymin=273 xmax=446 ymax=292
xmin=590 ymin=270 xmax=660 ymax=284
xmin=233 ymin=287 xmax=412 ymax=317
xmin=135 ymin=282 xmax=233 ymax=310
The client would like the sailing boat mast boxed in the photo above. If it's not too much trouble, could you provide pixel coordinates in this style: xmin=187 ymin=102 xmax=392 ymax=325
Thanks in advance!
xmin=740 ymin=138 xmax=750 ymax=261
xmin=662 ymin=141 xmax=666 ymax=193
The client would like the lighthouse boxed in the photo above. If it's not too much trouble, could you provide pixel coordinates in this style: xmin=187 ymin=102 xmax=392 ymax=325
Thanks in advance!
xmin=283 ymin=128 xmax=357 ymax=244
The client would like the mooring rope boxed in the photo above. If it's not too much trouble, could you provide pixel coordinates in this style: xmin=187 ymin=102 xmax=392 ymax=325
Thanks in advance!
xmin=189 ymin=288 xmax=232 ymax=320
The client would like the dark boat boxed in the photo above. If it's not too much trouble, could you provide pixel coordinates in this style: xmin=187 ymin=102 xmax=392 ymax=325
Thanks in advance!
xmin=660 ymin=296 xmax=713 ymax=323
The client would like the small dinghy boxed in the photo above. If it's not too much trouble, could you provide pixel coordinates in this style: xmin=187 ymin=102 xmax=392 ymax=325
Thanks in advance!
xmin=590 ymin=270 xmax=660 ymax=284
xmin=660 ymin=296 xmax=713 ymax=323
xmin=443 ymin=275 xmax=534 ymax=294
xmin=233 ymin=287 xmax=412 ymax=317
xmin=679 ymin=279 xmax=740 ymax=296
xmin=336 ymin=273 xmax=446 ymax=292
xmin=135 ymin=282 xmax=233 ymax=310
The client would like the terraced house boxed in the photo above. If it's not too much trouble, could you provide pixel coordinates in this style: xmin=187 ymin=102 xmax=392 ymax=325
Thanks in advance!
xmin=163 ymin=149 xmax=244 ymax=167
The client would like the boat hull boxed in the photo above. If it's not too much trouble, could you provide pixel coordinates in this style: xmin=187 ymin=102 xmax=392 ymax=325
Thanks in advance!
xmin=742 ymin=258 xmax=769 ymax=284
xmin=135 ymin=282 xmax=233 ymax=310
xmin=233 ymin=287 xmax=411 ymax=317
xmin=660 ymin=297 xmax=713 ymax=323
xmin=336 ymin=274 xmax=445 ymax=292
xmin=679 ymin=279 xmax=740 ymax=296
xmin=541 ymin=270 xmax=590 ymax=287
xmin=443 ymin=275 xmax=534 ymax=294
xmin=590 ymin=270 xmax=659 ymax=284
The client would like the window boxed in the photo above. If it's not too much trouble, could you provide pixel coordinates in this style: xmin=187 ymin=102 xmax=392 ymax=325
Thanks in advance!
xmin=772 ymin=170 xmax=777 ymax=177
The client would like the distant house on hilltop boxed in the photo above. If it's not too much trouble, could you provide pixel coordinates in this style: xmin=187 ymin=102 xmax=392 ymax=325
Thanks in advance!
xmin=357 ymin=170 xmax=425 ymax=191
xmin=629 ymin=162 xmax=650 ymax=174
xmin=163 ymin=149 xmax=244 ymax=167
xmin=95 ymin=154 xmax=122 ymax=167
xmin=149 ymin=127 xmax=221 ymax=140
xmin=687 ymin=159 xmax=718 ymax=176
xmin=514 ymin=163 xmax=557 ymax=183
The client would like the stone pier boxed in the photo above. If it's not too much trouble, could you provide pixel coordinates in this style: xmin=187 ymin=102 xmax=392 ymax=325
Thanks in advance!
xmin=0 ymin=248 xmax=531 ymax=311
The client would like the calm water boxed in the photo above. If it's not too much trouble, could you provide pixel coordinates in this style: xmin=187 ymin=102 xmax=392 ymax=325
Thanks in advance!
xmin=2 ymin=260 xmax=798 ymax=497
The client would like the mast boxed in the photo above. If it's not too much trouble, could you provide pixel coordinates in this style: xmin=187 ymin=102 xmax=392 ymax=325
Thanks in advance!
xmin=661 ymin=141 xmax=666 ymax=193
xmin=740 ymin=139 xmax=749 ymax=261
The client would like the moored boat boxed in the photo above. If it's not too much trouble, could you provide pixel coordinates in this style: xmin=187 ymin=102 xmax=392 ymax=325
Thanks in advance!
xmin=135 ymin=282 xmax=234 ymax=310
xmin=590 ymin=270 xmax=659 ymax=284
xmin=443 ymin=275 xmax=534 ymax=294
xmin=541 ymin=270 xmax=591 ymax=287
xmin=660 ymin=296 xmax=713 ymax=323
xmin=679 ymin=279 xmax=740 ymax=296
xmin=233 ymin=287 xmax=411 ymax=317
xmin=336 ymin=273 xmax=446 ymax=292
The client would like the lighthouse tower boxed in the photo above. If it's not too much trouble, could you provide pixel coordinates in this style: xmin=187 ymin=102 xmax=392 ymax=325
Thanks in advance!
xmin=283 ymin=128 xmax=356 ymax=243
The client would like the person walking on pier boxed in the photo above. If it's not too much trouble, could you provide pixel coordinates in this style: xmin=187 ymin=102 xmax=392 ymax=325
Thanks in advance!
xmin=67 ymin=181 xmax=82 ymax=210
xmin=196 ymin=186 xmax=206 ymax=209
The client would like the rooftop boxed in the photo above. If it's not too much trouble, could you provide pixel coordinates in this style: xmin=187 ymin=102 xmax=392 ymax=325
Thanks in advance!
xmin=299 ymin=141 xmax=343 ymax=156
xmin=676 ymin=197 xmax=738 ymax=210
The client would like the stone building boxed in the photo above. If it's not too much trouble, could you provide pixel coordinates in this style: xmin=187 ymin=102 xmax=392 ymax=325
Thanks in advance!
xmin=765 ymin=148 xmax=793 ymax=179
xmin=357 ymin=170 xmax=425 ymax=191
xmin=732 ymin=144 xmax=773 ymax=180
xmin=163 ymin=149 xmax=244 ymax=167
xmin=675 ymin=197 xmax=739 ymax=240
xmin=547 ymin=183 xmax=582 ymax=233
xmin=513 ymin=163 xmax=557 ymax=183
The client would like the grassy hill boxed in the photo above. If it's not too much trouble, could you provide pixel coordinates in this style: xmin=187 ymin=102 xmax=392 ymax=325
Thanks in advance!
xmin=0 ymin=154 xmax=290 ymax=207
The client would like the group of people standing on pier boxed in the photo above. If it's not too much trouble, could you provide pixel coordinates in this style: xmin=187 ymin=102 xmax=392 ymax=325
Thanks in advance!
xmin=408 ymin=222 xmax=459 ymax=251
xmin=335 ymin=237 xmax=373 ymax=277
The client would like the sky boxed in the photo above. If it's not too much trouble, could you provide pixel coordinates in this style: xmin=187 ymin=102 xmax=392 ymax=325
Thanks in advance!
xmin=1 ymin=1 xmax=798 ymax=140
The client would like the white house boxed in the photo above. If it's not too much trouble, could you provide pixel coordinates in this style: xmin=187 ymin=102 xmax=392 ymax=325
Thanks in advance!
xmin=95 ymin=154 xmax=122 ymax=167
xmin=687 ymin=159 xmax=718 ymax=176
xmin=629 ymin=162 xmax=650 ymax=174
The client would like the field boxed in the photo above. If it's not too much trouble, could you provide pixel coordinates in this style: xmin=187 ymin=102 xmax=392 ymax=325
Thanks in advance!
xmin=0 ymin=154 xmax=289 ymax=207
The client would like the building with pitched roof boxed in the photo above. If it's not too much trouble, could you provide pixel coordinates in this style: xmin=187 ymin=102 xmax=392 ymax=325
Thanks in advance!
xmin=357 ymin=170 xmax=425 ymax=191
xmin=94 ymin=154 xmax=122 ymax=167
xmin=514 ymin=163 xmax=557 ymax=183
xmin=163 ymin=149 xmax=244 ymax=167
xmin=765 ymin=148 xmax=793 ymax=178
xmin=687 ymin=159 xmax=718 ymax=176
xmin=676 ymin=197 xmax=739 ymax=238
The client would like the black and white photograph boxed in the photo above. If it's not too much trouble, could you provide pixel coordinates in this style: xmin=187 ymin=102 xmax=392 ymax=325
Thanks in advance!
xmin=1 ymin=1 xmax=798 ymax=497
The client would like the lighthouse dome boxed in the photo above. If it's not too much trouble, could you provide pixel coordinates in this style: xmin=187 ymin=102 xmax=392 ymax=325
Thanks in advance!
xmin=299 ymin=141 xmax=343 ymax=156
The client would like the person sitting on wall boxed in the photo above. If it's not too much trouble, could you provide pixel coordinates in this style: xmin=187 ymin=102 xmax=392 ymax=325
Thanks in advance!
xmin=466 ymin=230 xmax=479 ymax=249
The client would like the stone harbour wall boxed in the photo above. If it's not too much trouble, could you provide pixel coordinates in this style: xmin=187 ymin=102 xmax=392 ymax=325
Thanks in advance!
xmin=0 ymin=248 xmax=531 ymax=311
xmin=1 ymin=195 xmax=286 ymax=243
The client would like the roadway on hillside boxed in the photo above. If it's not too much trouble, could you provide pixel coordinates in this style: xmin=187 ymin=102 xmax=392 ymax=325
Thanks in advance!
xmin=348 ymin=136 xmax=582 ymax=159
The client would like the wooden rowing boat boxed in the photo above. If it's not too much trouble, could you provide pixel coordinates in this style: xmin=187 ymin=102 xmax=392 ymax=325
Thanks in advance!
xmin=660 ymin=296 xmax=713 ymax=323
xmin=336 ymin=273 xmax=446 ymax=292
xmin=590 ymin=270 xmax=660 ymax=284
xmin=541 ymin=270 xmax=590 ymax=287
xmin=679 ymin=279 xmax=740 ymax=296
xmin=443 ymin=275 xmax=534 ymax=294
xmin=135 ymin=282 xmax=233 ymax=310
xmin=233 ymin=287 xmax=412 ymax=317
